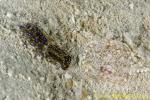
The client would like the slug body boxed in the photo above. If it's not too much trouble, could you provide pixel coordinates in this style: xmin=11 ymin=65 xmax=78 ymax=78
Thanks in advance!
xmin=19 ymin=23 xmax=71 ymax=70
xmin=47 ymin=45 xmax=71 ymax=70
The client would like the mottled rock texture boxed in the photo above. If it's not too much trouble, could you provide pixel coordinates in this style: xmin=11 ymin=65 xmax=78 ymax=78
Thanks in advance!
xmin=0 ymin=0 xmax=150 ymax=100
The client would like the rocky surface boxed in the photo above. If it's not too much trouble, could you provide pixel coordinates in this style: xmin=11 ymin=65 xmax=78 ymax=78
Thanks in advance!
xmin=0 ymin=0 xmax=150 ymax=100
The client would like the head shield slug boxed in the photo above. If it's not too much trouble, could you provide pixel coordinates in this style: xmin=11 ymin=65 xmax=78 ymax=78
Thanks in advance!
xmin=19 ymin=23 xmax=71 ymax=70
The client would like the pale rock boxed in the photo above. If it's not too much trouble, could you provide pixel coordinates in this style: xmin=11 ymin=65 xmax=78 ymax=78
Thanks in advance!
xmin=28 ymin=76 xmax=31 ymax=81
xmin=7 ymin=69 xmax=13 ymax=77
xmin=65 ymin=73 xmax=72 ymax=79
xmin=129 ymin=3 xmax=134 ymax=10
xmin=6 ymin=12 xmax=13 ymax=18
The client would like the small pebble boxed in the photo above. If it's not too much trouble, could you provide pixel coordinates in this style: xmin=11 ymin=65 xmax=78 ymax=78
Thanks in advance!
xmin=28 ymin=76 xmax=31 ymax=81
xmin=65 ymin=73 xmax=72 ymax=79
xmin=46 ymin=98 xmax=50 ymax=100
xmin=7 ymin=69 xmax=13 ymax=77
xmin=6 ymin=12 xmax=13 ymax=18
xmin=40 ymin=77 xmax=45 ymax=81
xmin=129 ymin=3 xmax=134 ymax=10
xmin=87 ymin=96 xmax=92 ymax=100
xmin=0 ymin=61 xmax=3 ymax=66
xmin=71 ymin=16 xmax=75 ymax=24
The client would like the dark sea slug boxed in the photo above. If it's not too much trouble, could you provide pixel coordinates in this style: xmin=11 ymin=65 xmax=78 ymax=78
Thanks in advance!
xmin=19 ymin=23 xmax=71 ymax=70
